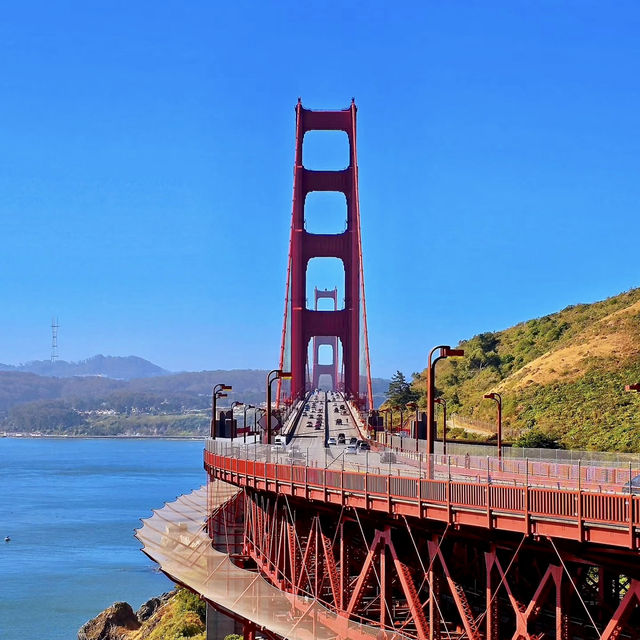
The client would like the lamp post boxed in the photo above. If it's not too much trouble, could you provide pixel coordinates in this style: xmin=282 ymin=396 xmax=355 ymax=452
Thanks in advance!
xmin=483 ymin=392 xmax=502 ymax=460
xmin=254 ymin=407 xmax=266 ymax=441
xmin=230 ymin=401 xmax=244 ymax=442
xmin=407 ymin=402 xmax=419 ymax=452
xmin=243 ymin=404 xmax=254 ymax=443
xmin=210 ymin=383 xmax=232 ymax=439
xmin=434 ymin=397 xmax=447 ymax=455
xmin=427 ymin=346 xmax=464 ymax=456
xmin=380 ymin=408 xmax=390 ymax=445
xmin=266 ymin=369 xmax=291 ymax=444
xmin=398 ymin=406 xmax=404 ymax=437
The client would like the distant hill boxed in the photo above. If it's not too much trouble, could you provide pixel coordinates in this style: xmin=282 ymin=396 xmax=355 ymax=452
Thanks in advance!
xmin=411 ymin=288 xmax=640 ymax=452
xmin=0 ymin=366 xmax=391 ymax=414
xmin=0 ymin=354 xmax=168 ymax=380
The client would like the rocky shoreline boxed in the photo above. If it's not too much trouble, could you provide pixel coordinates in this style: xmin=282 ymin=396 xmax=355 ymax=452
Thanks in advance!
xmin=78 ymin=588 xmax=206 ymax=640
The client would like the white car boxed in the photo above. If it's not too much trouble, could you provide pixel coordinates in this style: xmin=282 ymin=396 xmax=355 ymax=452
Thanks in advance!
xmin=327 ymin=437 xmax=337 ymax=445
xmin=345 ymin=444 xmax=358 ymax=455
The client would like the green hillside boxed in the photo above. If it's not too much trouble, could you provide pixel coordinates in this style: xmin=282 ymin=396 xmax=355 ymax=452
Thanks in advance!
xmin=410 ymin=288 xmax=640 ymax=452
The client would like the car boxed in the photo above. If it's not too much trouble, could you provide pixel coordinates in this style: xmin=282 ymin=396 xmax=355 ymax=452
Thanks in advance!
xmin=327 ymin=437 xmax=337 ymax=445
xmin=340 ymin=404 xmax=345 ymax=409
xmin=623 ymin=475 xmax=640 ymax=494
xmin=358 ymin=442 xmax=371 ymax=451
xmin=314 ymin=425 xmax=322 ymax=430
xmin=334 ymin=408 xmax=339 ymax=413
xmin=336 ymin=418 xmax=342 ymax=425
xmin=349 ymin=437 xmax=357 ymax=444
xmin=338 ymin=433 xmax=345 ymax=440
xmin=345 ymin=444 xmax=358 ymax=455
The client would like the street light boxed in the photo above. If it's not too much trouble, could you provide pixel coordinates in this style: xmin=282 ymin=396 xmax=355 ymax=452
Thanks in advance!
xmin=242 ymin=404 xmax=255 ymax=443
xmin=434 ymin=398 xmax=447 ymax=455
xmin=407 ymin=402 xmax=419 ymax=452
xmin=266 ymin=370 xmax=291 ymax=444
xmin=254 ymin=407 xmax=266 ymax=440
xmin=483 ymin=392 xmax=502 ymax=460
xmin=230 ymin=401 xmax=244 ymax=442
xmin=427 ymin=346 xmax=464 ymax=456
xmin=210 ymin=383 xmax=232 ymax=439
xmin=380 ymin=408 xmax=391 ymax=445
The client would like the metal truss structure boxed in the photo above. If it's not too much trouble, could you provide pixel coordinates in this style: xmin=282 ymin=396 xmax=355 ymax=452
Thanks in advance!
xmin=230 ymin=489 xmax=640 ymax=640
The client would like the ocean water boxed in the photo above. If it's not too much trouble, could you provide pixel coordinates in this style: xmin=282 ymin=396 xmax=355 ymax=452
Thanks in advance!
xmin=0 ymin=438 xmax=206 ymax=640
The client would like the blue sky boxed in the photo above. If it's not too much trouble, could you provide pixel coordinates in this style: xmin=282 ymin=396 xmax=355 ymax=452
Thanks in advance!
xmin=1 ymin=1 xmax=639 ymax=377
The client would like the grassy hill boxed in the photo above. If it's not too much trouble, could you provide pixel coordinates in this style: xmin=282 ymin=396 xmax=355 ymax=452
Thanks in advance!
xmin=410 ymin=288 xmax=640 ymax=452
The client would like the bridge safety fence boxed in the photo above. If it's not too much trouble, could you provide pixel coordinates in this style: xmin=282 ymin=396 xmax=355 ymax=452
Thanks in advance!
xmin=205 ymin=438 xmax=640 ymax=495
xmin=378 ymin=433 xmax=640 ymax=467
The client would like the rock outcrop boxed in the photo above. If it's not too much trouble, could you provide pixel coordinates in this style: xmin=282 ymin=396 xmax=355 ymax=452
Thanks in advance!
xmin=135 ymin=589 xmax=177 ymax=622
xmin=78 ymin=588 xmax=203 ymax=640
xmin=78 ymin=601 xmax=141 ymax=640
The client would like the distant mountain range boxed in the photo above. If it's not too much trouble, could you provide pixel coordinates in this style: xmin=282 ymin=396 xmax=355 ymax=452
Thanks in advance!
xmin=0 ymin=354 xmax=168 ymax=380
xmin=0 ymin=355 xmax=391 ymax=414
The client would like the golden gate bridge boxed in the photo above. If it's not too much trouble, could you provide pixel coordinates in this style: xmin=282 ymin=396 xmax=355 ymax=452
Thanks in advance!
xmin=136 ymin=101 xmax=640 ymax=640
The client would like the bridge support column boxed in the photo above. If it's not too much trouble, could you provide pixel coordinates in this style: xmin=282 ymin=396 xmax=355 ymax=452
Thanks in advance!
xmin=242 ymin=621 xmax=256 ymax=640
xmin=485 ymin=548 xmax=499 ymax=640
xmin=428 ymin=557 xmax=441 ymax=640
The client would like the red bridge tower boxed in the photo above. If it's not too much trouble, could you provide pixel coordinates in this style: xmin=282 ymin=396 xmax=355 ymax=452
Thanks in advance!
xmin=278 ymin=100 xmax=373 ymax=407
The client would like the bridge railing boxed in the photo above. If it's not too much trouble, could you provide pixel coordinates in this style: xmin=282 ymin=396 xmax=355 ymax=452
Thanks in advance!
xmin=204 ymin=438 xmax=640 ymax=549
xmin=378 ymin=432 xmax=640 ymax=467
xmin=204 ymin=438 xmax=639 ymax=495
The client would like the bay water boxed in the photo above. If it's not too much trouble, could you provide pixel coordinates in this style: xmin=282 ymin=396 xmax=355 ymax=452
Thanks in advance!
xmin=0 ymin=438 xmax=206 ymax=640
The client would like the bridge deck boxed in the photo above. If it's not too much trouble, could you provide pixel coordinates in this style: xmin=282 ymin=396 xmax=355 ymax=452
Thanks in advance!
xmin=206 ymin=412 xmax=640 ymax=550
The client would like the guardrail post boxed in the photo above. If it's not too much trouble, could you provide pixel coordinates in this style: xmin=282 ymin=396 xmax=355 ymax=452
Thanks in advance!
xmin=631 ymin=495 xmax=636 ymax=550
xmin=487 ymin=468 xmax=492 ymax=529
